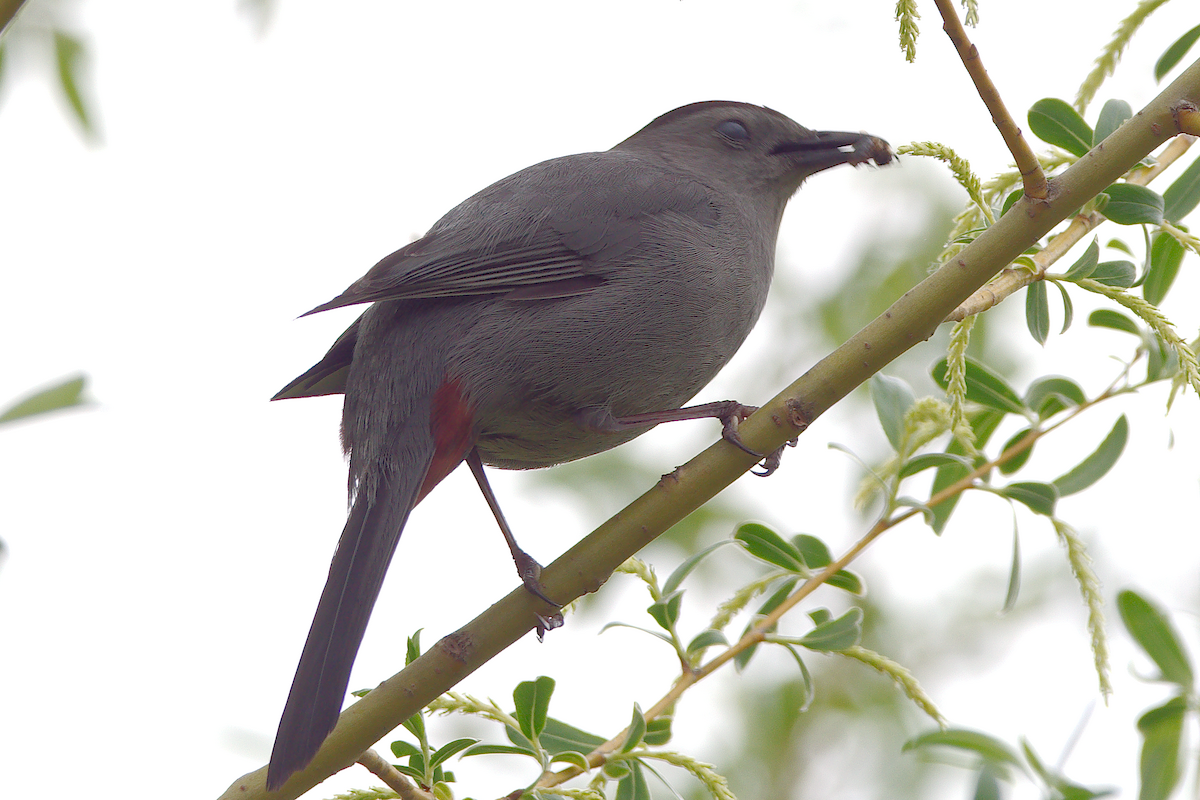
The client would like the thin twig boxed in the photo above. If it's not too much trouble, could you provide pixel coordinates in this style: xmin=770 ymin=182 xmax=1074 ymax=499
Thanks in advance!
xmin=358 ymin=748 xmax=433 ymax=800
xmin=934 ymin=0 xmax=1048 ymax=200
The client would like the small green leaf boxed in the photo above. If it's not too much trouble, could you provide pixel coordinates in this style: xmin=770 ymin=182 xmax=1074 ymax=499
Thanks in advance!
xmin=1102 ymin=184 xmax=1164 ymax=225
xmin=1052 ymin=279 xmax=1074 ymax=333
xmin=540 ymin=717 xmax=607 ymax=754
xmin=614 ymin=761 xmax=650 ymax=800
xmin=1062 ymin=239 xmax=1100 ymax=280
xmin=512 ymin=676 xmax=554 ymax=741
xmin=391 ymin=741 xmax=421 ymax=759
xmin=756 ymin=577 xmax=799 ymax=616
xmin=900 ymin=452 xmax=974 ymax=478
xmin=406 ymin=630 xmax=423 ymax=666
xmin=1025 ymin=281 xmax=1050 ymax=345
xmin=1053 ymin=415 xmax=1128 ymax=496
xmin=1118 ymin=590 xmax=1194 ymax=688
xmin=644 ymin=716 xmax=673 ymax=746
xmin=463 ymin=742 xmax=538 ymax=758
xmin=402 ymin=711 xmax=426 ymax=742
xmin=430 ymin=738 xmax=479 ymax=768
xmin=872 ymin=373 xmax=916 ymax=451
xmin=0 ymin=375 xmax=88 ymax=425
xmin=1088 ymin=309 xmax=1140 ymax=335
xmin=1028 ymin=98 xmax=1093 ymax=157
xmin=1136 ymin=696 xmax=1187 ymax=800
xmin=549 ymin=750 xmax=591 ymax=770
xmin=792 ymin=534 xmax=832 ymax=568
xmin=1003 ymin=522 xmax=1021 ymax=614
xmin=1154 ymin=24 xmax=1200 ymax=81
xmin=735 ymin=522 xmax=804 ymax=572
xmin=620 ymin=705 xmax=647 ymax=753
xmin=1025 ymin=376 xmax=1086 ymax=419
xmin=1088 ymin=260 xmax=1136 ymax=287
xmin=798 ymin=607 xmax=863 ymax=652
xmin=826 ymin=570 xmax=864 ymax=595
xmin=904 ymin=728 xmax=1025 ymax=769
xmin=999 ymin=481 xmax=1058 ymax=516
xmin=53 ymin=31 xmax=95 ymax=135
xmin=662 ymin=540 xmax=733 ymax=595
xmin=973 ymin=764 xmax=1002 ymax=800
xmin=1001 ymin=188 xmax=1024 ymax=216
xmin=1094 ymin=99 xmax=1132 ymax=145
xmin=393 ymin=763 xmax=427 ymax=782
xmin=1163 ymin=152 xmax=1200 ymax=222
xmin=646 ymin=590 xmax=683 ymax=632
xmin=686 ymin=629 xmax=729 ymax=655
xmin=997 ymin=428 xmax=1034 ymax=475
xmin=932 ymin=358 xmax=1026 ymax=415
xmin=1144 ymin=233 xmax=1185 ymax=305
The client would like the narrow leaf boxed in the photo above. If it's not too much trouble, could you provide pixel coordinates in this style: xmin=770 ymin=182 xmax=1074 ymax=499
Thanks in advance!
xmin=430 ymin=738 xmax=479 ymax=768
xmin=798 ymin=607 xmax=863 ymax=652
xmin=932 ymin=358 xmax=1026 ymax=414
xmin=997 ymin=428 xmax=1033 ymax=475
xmin=1025 ymin=376 xmax=1086 ymax=419
xmin=620 ymin=705 xmax=647 ymax=753
xmin=1088 ymin=309 xmax=1139 ymax=335
xmin=1052 ymin=415 xmax=1128 ymax=496
xmin=0 ymin=375 xmax=87 ymax=425
xmin=735 ymin=522 xmax=804 ymax=572
xmin=644 ymin=716 xmax=673 ymax=746
xmin=999 ymin=481 xmax=1058 ymax=516
xmin=1154 ymin=24 xmax=1200 ymax=81
xmin=1094 ymin=99 xmax=1132 ymax=145
xmin=1136 ymin=696 xmax=1187 ymax=800
xmin=1028 ymin=98 xmax=1093 ymax=157
xmin=1162 ymin=151 xmax=1200 ymax=222
xmin=900 ymin=452 xmax=974 ymax=478
xmin=872 ymin=373 xmax=916 ymax=451
xmin=53 ymin=31 xmax=94 ymax=135
xmin=540 ymin=717 xmax=607 ymax=754
xmin=826 ymin=570 xmax=865 ymax=595
xmin=662 ymin=540 xmax=733 ymax=595
xmin=1102 ymin=184 xmax=1164 ymax=226
xmin=1062 ymin=239 xmax=1100 ymax=280
xmin=686 ymin=629 xmax=729 ymax=655
xmin=1053 ymin=279 xmax=1074 ymax=333
xmin=792 ymin=534 xmax=832 ymax=568
xmin=903 ymin=728 xmax=1025 ymax=769
xmin=1003 ymin=521 xmax=1021 ymax=613
xmin=1025 ymin=281 xmax=1050 ymax=345
xmin=647 ymin=590 xmax=683 ymax=632
xmin=512 ymin=676 xmax=554 ymax=741
xmin=1088 ymin=260 xmax=1136 ymax=288
xmin=1117 ymin=590 xmax=1194 ymax=688
xmin=1144 ymin=233 xmax=1185 ymax=305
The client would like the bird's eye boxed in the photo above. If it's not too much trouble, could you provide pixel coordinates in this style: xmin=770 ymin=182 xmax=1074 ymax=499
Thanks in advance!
xmin=715 ymin=119 xmax=750 ymax=143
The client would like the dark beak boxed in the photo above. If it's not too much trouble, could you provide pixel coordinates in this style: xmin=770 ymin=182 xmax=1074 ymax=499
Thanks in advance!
xmin=773 ymin=131 xmax=893 ymax=173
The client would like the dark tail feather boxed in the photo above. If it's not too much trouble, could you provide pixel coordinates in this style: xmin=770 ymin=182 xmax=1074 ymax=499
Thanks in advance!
xmin=266 ymin=461 xmax=426 ymax=790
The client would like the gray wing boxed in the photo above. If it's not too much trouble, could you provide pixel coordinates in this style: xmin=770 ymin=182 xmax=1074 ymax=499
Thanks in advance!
xmin=302 ymin=151 xmax=719 ymax=315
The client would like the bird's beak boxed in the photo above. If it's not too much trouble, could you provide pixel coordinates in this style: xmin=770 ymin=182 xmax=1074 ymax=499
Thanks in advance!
xmin=773 ymin=131 xmax=893 ymax=173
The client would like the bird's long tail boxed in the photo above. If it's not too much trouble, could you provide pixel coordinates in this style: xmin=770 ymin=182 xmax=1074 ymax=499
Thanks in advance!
xmin=267 ymin=375 xmax=476 ymax=790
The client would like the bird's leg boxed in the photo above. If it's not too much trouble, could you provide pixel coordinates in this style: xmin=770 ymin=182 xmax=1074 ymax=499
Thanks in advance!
xmin=577 ymin=401 xmax=795 ymax=477
xmin=466 ymin=449 xmax=564 ymax=636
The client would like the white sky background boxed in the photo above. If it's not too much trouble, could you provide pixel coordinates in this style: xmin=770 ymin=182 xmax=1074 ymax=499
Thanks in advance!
xmin=1 ymin=1 xmax=1198 ymax=798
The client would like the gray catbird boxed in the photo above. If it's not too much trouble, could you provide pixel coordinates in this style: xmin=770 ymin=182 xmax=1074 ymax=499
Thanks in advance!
xmin=266 ymin=101 xmax=890 ymax=789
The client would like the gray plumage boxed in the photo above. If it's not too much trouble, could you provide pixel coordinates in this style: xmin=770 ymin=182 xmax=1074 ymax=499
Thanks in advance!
xmin=267 ymin=101 xmax=890 ymax=789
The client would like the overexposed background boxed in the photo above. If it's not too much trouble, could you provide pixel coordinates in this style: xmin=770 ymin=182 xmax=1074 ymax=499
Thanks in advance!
xmin=1 ymin=1 xmax=1198 ymax=798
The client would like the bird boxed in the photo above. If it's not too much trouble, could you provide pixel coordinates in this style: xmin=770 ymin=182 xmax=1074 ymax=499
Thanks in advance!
xmin=266 ymin=100 xmax=890 ymax=789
